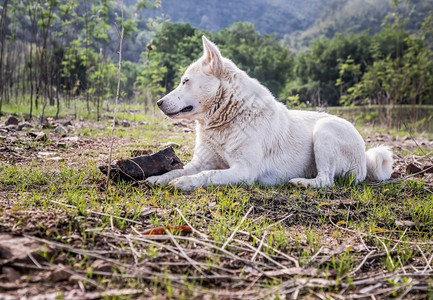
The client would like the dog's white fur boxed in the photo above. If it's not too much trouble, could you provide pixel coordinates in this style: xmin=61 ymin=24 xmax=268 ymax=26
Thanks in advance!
xmin=147 ymin=36 xmax=393 ymax=191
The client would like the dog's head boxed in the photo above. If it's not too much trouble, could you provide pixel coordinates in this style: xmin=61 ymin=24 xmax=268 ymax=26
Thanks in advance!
xmin=156 ymin=36 xmax=226 ymax=121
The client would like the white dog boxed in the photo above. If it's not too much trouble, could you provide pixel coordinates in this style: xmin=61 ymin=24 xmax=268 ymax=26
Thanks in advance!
xmin=146 ymin=36 xmax=393 ymax=191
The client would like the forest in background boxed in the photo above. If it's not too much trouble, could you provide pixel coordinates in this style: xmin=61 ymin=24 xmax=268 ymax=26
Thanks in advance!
xmin=0 ymin=0 xmax=432 ymax=120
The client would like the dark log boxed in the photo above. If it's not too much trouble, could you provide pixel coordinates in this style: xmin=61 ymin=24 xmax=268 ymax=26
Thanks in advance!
xmin=99 ymin=147 xmax=183 ymax=181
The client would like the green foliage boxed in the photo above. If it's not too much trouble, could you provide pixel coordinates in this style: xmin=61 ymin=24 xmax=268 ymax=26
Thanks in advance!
xmin=288 ymin=32 xmax=373 ymax=106
xmin=136 ymin=0 xmax=161 ymax=10
xmin=336 ymin=58 xmax=362 ymax=106
xmin=212 ymin=22 xmax=294 ymax=97
xmin=286 ymin=6 xmax=433 ymax=108
xmin=285 ymin=94 xmax=306 ymax=109
xmin=339 ymin=9 xmax=433 ymax=107
xmin=151 ymin=22 xmax=203 ymax=91
xmin=149 ymin=22 xmax=293 ymax=98
xmin=59 ymin=39 xmax=87 ymax=94
xmin=136 ymin=51 xmax=167 ymax=106
xmin=121 ymin=61 xmax=141 ymax=98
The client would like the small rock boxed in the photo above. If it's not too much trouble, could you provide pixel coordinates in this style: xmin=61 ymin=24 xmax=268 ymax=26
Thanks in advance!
xmin=62 ymin=120 xmax=73 ymax=127
xmin=183 ymin=128 xmax=193 ymax=133
xmin=5 ymin=125 xmax=18 ymax=131
xmin=406 ymin=163 xmax=422 ymax=175
xmin=0 ymin=234 xmax=56 ymax=265
xmin=2 ymin=266 xmax=20 ymax=282
xmin=5 ymin=115 xmax=19 ymax=126
xmin=39 ymin=116 xmax=51 ymax=128
xmin=91 ymin=259 xmax=113 ymax=273
xmin=18 ymin=121 xmax=33 ymax=130
xmin=37 ymin=133 xmax=47 ymax=141
xmin=64 ymin=136 xmax=79 ymax=143
xmin=49 ymin=267 xmax=72 ymax=282
xmin=121 ymin=120 xmax=131 ymax=127
xmin=391 ymin=172 xmax=400 ymax=178
xmin=29 ymin=131 xmax=48 ymax=141
xmin=37 ymin=133 xmax=48 ymax=141
xmin=55 ymin=125 xmax=68 ymax=135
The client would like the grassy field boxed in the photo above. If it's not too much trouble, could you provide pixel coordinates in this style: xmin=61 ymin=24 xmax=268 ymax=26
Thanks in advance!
xmin=327 ymin=105 xmax=433 ymax=136
xmin=1 ymin=105 xmax=433 ymax=299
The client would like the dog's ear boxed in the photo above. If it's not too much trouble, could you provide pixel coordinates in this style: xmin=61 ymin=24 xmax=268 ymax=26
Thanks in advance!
xmin=202 ymin=36 xmax=223 ymax=76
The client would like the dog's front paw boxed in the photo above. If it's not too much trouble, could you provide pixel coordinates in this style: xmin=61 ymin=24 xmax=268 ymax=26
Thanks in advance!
xmin=146 ymin=175 xmax=170 ymax=187
xmin=145 ymin=175 xmax=162 ymax=186
xmin=169 ymin=176 xmax=203 ymax=192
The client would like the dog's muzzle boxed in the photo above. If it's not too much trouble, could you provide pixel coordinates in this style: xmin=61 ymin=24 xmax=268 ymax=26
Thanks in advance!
xmin=157 ymin=98 xmax=194 ymax=117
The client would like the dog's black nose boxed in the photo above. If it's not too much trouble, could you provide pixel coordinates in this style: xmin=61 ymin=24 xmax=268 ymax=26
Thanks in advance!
xmin=157 ymin=99 xmax=163 ymax=107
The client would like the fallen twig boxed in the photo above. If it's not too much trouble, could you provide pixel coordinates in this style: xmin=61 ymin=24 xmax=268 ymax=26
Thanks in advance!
xmin=221 ymin=205 xmax=254 ymax=250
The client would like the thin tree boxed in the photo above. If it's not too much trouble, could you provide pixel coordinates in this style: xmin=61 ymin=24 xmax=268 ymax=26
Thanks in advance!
xmin=107 ymin=1 xmax=124 ymax=189
xmin=0 ymin=0 xmax=9 ymax=116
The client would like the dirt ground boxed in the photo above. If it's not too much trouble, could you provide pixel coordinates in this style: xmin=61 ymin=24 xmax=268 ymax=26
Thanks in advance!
xmin=1 ymin=117 xmax=433 ymax=299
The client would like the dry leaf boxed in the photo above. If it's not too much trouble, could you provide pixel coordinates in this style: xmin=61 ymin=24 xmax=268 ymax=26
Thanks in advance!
xmin=142 ymin=225 xmax=192 ymax=235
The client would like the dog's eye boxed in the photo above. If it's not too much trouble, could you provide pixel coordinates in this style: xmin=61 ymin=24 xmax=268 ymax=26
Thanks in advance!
xmin=182 ymin=78 xmax=189 ymax=85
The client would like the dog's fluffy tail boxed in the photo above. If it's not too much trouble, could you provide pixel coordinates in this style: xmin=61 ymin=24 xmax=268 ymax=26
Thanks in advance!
xmin=365 ymin=146 xmax=394 ymax=181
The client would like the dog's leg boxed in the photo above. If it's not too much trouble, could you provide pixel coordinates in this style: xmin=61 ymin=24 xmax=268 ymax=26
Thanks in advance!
xmin=289 ymin=117 xmax=365 ymax=188
xmin=169 ymin=164 xmax=256 ymax=191
xmin=146 ymin=158 xmax=215 ymax=186
xmin=289 ymin=143 xmax=336 ymax=188
xmin=289 ymin=131 xmax=336 ymax=187
xmin=146 ymin=167 xmax=198 ymax=186
xmin=146 ymin=146 xmax=221 ymax=186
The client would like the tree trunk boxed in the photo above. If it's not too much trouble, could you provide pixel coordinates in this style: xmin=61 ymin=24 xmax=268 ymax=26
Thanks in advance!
xmin=29 ymin=42 xmax=34 ymax=119
xmin=0 ymin=0 xmax=9 ymax=115
xmin=55 ymin=82 xmax=60 ymax=119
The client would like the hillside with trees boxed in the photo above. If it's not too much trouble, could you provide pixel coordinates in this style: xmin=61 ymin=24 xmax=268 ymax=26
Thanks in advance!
xmin=135 ymin=0 xmax=433 ymax=51
xmin=0 ymin=0 xmax=432 ymax=121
